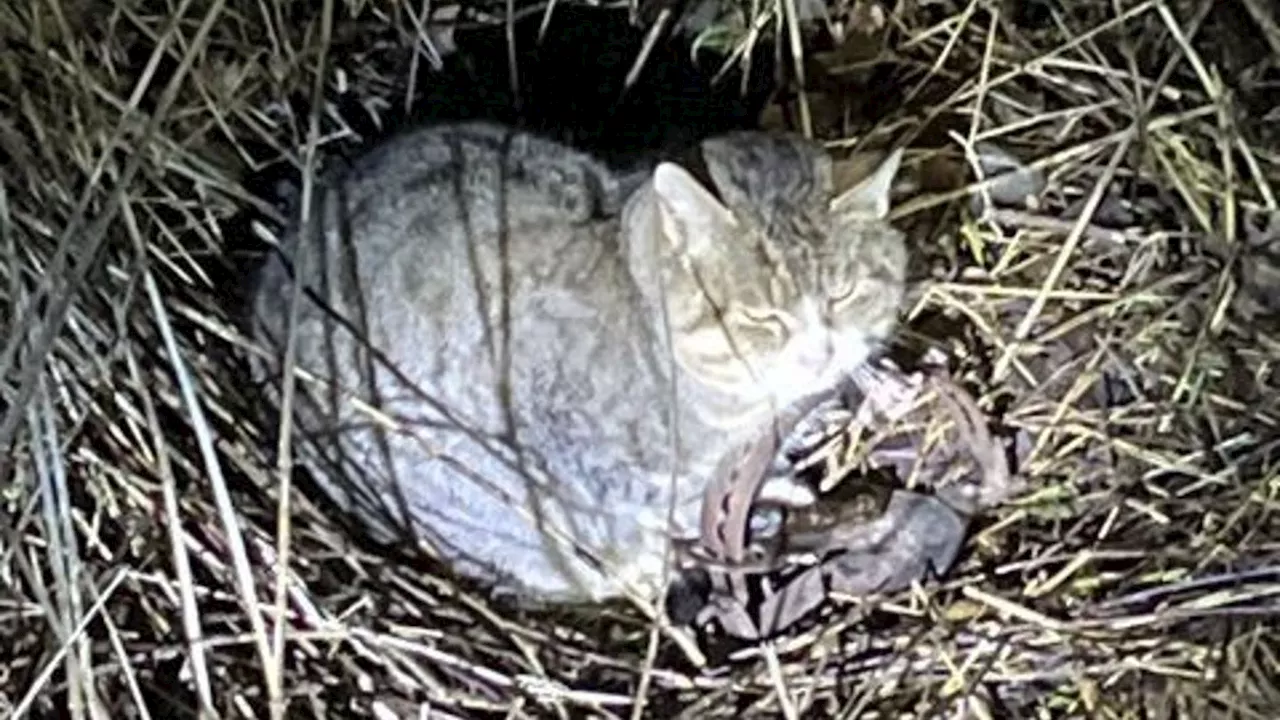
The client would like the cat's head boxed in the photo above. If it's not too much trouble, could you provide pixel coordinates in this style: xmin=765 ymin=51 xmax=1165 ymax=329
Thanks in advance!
xmin=648 ymin=132 xmax=906 ymax=409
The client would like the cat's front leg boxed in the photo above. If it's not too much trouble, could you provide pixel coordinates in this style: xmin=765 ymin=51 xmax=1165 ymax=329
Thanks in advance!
xmin=753 ymin=359 xmax=914 ymax=518
xmin=748 ymin=370 xmax=886 ymax=556
xmin=770 ymin=391 xmax=855 ymax=465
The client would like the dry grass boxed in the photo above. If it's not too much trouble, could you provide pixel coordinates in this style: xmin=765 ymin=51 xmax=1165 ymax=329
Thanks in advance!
xmin=2 ymin=0 xmax=1279 ymax=717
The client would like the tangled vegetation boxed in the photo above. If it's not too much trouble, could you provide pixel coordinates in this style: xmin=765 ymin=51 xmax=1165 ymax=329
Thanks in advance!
xmin=2 ymin=0 xmax=1279 ymax=716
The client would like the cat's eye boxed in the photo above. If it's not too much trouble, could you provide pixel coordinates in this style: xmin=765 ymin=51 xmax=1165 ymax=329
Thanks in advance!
xmin=825 ymin=277 xmax=858 ymax=305
xmin=742 ymin=307 xmax=788 ymax=330
xmin=736 ymin=306 xmax=791 ymax=341
xmin=820 ymin=263 xmax=858 ymax=305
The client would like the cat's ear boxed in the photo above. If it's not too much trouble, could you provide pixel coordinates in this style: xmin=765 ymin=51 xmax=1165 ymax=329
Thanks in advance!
xmin=830 ymin=148 xmax=902 ymax=221
xmin=652 ymin=162 xmax=738 ymax=255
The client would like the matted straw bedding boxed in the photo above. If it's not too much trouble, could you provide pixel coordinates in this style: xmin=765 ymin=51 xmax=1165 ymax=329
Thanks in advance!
xmin=3 ymin=0 xmax=1280 ymax=717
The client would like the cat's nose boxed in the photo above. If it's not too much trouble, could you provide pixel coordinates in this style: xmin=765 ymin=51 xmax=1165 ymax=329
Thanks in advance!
xmin=820 ymin=333 xmax=838 ymax=365
xmin=820 ymin=302 xmax=836 ymax=327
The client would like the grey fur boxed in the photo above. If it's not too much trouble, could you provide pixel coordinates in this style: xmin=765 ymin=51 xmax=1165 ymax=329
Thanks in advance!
xmin=249 ymin=121 xmax=906 ymax=602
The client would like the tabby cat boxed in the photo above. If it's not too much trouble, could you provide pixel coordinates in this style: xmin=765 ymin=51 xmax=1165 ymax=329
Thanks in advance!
xmin=250 ymin=121 xmax=906 ymax=603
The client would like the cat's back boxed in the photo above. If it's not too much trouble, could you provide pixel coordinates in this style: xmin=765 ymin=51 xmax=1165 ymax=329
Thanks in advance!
xmin=300 ymin=121 xmax=634 ymax=262
xmin=254 ymin=121 xmax=636 ymax=355
xmin=249 ymin=122 xmax=694 ymax=600
xmin=336 ymin=121 xmax=627 ymax=235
